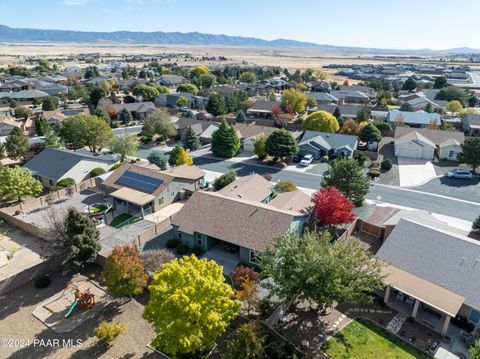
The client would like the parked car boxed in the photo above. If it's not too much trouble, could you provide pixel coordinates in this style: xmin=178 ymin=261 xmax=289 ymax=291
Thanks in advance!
xmin=292 ymin=154 xmax=302 ymax=163
xmin=300 ymin=154 xmax=314 ymax=167
xmin=428 ymin=342 xmax=439 ymax=355
xmin=447 ymin=170 xmax=473 ymax=179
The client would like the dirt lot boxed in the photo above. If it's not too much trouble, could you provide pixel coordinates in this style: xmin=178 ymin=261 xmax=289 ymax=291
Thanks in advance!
xmin=0 ymin=265 xmax=156 ymax=359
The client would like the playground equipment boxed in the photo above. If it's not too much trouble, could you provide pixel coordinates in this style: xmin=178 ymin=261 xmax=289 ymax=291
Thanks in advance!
xmin=64 ymin=282 xmax=96 ymax=318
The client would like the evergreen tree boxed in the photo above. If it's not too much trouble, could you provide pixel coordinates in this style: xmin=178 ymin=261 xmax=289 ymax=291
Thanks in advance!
xmin=322 ymin=158 xmax=370 ymax=206
xmin=211 ymin=120 xmax=240 ymax=158
xmin=424 ymin=103 xmax=434 ymax=113
xmin=183 ymin=126 xmax=200 ymax=151
xmin=119 ymin=108 xmax=133 ymax=126
xmin=43 ymin=125 xmax=62 ymax=149
xmin=265 ymin=129 xmax=298 ymax=162
xmin=402 ymin=77 xmax=417 ymax=91
xmin=333 ymin=106 xmax=341 ymax=119
xmin=206 ymin=93 xmax=228 ymax=116
xmin=235 ymin=110 xmax=246 ymax=123
xmin=35 ymin=117 xmax=48 ymax=136
xmin=147 ymin=150 xmax=168 ymax=170
xmin=360 ymin=123 xmax=382 ymax=142
xmin=5 ymin=127 xmax=30 ymax=160
xmin=457 ymin=137 xmax=480 ymax=172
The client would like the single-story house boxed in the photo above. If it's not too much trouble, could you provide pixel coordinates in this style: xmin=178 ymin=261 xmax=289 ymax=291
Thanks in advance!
xmin=102 ymin=163 xmax=204 ymax=218
xmin=173 ymin=117 xmax=210 ymax=140
xmin=157 ymin=75 xmax=187 ymax=87
xmin=462 ymin=114 xmax=480 ymax=136
xmin=218 ymin=174 xmax=273 ymax=203
xmin=23 ymin=148 xmax=118 ymax=188
xmin=306 ymin=80 xmax=331 ymax=92
xmin=156 ymin=92 xmax=205 ymax=109
xmin=394 ymin=127 xmax=464 ymax=160
xmin=330 ymin=90 xmax=369 ymax=105
xmin=298 ymin=130 xmax=358 ymax=159
xmin=112 ymin=102 xmax=156 ymax=120
xmin=41 ymin=110 xmax=67 ymax=126
xmin=377 ymin=219 xmax=480 ymax=335
xmin=171 ymin=177 xmax=311 ymax=267
xmin=233 ymin=123 xmax=277 ymax=152
xmin=0 ymin=117 xmax=22 ymax=136
xmin=246 ymin=100 xmax=281 ymax=119
xmin=386 ymin=110 xmax=441 ymax=128
xmin=305 ymin=91 xmax=338 ymax=105
xmin=9 ymin=90 xmax=49 ymax=101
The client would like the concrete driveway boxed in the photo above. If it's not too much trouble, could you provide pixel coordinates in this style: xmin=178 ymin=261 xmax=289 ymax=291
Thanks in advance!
xmin=398 ymin=157 xmax=437 ymax=187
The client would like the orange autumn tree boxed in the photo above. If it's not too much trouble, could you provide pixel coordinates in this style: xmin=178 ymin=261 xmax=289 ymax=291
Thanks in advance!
xmin=101 ymin=245 xmax=148 ymax=297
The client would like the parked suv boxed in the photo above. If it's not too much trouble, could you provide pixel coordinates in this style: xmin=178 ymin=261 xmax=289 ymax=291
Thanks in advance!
xmin=447 ymin=170 xmax=473 ymax=179
xmin=300 ymin=154 xmax=314 ymax=167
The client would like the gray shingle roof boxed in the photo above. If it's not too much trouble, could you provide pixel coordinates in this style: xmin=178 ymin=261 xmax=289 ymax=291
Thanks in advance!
xmin=376 ymin=219 xmax=480 ymax=310
xmin=299 ymin=130 xmax=358 ymax=152
xmin=23 ymin=148 xmax=117 ymax=181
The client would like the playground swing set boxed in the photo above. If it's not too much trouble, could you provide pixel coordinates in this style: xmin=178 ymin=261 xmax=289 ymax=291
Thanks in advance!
xmin=63 ymin=281 xmax=96 ymax=318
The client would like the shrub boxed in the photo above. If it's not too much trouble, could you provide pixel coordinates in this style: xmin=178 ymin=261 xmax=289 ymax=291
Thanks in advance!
xmin=166 ymin=239 xmax=179 ymax=249
xmin=57 ymin=178 xmax=75 ymax=188
xmin=353 ymin=153 xmax=368 ymax=167
xmin=322 ymin=155 xmax=329 ymax=162
xmin=90 ymin=167 xmax=106 ymax=177
xmin=176 ymin=244 xmax=190 ymax=255
xmin=191 ymin=246 xmax=203 ymax=256
xmin=140 ymin=134 xmax=152 ymax=144
xmin=369 ymin=169 xmax=380 ymax=178
xmin=258 ymin=298 xmax=274 ymax=317
xmin=110 ymin=163 xmax=122 ymax=171
xmin=213 ymin=170 xmax=236 ymax=191
xmin=49 ymin=185 xmax=63 ymax=192
xmin=141 ymin=249 xmax=175 ymax=273
xmin=232 ymin=266 xmax=259 ymax=289
xmin=95 ymin=321 xmax=127 ymax=342
xmin=35 ymin=276 xmax=51 ymax=289
xmin=370 ymin=160 xmax=381 ymax=168
xmin=381 ymin=159 xmax=392 ymax=171
xmin=274 ymin=181 xmax=297 ymax=193
xmin=373 ymin=121 xmax=392 ymax=131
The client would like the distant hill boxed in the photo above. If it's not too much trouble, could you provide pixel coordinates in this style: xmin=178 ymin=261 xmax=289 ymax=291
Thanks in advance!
xmin=0 ymin=24 xmax=479 ymax=54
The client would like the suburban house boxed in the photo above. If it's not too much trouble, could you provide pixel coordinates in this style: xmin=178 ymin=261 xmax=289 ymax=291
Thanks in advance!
xmin=394 ymin=127 xmax=464 ymax=160
xmin=102 ymin=163 xmax=204 ymax=219
xmin=316 ymin=104 xmax=368 ymax=120
xmin=377 ymin=219 xmax=480 ymax=335
xmin=171 ymin=175 xmax=312 ymax=267
xmin=155 ymin=92 xmax=205 ymax=109
xmin=0 ymin=116 xmax=22 ymax=136
xmin=246 ymin=100 xmax=281 ymax=118
xmin=386 ymin=109 xmax=441 ymax=128
xmin=8 ymin=89 xmax=49 ymax=101
xmin=173 ymin=117 xmax=210 ymax=140
xmin=157 ymin=74 xmax=187 ymax=87
xmin=306 ymin=80 xmax=331 ymax=92
xmin=305 ymin=91 xmax=338 ymax=105
xmin=112 ymin=102 xmax=156 ymax=120
xmin=330 ymin=90 xmax=370 ymax=105
xmin=23 ymin=148 xmax=118 ymax=187
xmin=298 ymin=130 xmax=358 ymax=159
xmin=462 ymin=113 xmax=480 ymax=136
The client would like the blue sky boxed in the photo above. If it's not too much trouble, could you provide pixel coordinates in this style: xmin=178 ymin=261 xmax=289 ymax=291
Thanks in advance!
xmin=3 ymin=0 xmax=480 ymax=50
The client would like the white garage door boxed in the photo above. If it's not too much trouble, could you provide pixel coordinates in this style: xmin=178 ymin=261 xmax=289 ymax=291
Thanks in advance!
xmin=396 ymin=146 xmax=421 ymax=159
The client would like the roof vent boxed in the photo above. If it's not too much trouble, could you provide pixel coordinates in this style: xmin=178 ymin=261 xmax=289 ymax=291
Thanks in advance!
xmin=461 ymin=257 xmax=468 ymax=265
xmin=238 ymin=194 xmax=243 ymax=198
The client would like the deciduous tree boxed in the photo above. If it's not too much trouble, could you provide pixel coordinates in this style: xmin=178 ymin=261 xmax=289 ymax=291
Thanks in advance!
xmin=213 ymin=171 xmax=236 ymax=191
xmin=176 ymin=83 xmax=199 ymax=95
xmin=446 ymin=100 xmax=463 ymax=116
xmin=262 ymin=230 xmax=384 ymax=310
xmin=109 ymin=134 xmax=139 ymax=161
xmin=142 ymin=109 xmax=176 ymax=141
xmin=253 ymin=134 xmax=267 ymax=160
xmin=312 ymin=187 xmax=355 ymax=226
xmin=143 ymin=255 xmax=240 ymax=356
xmin=168 ymin=146 xmax=193 ymax=166
xmin=0 ymin=166 xmax=42 ymax=202
xmin=281 ymin=88 xmax=309 ymax=113
xmin=102 ymin=245 xmax=148 ymax=297
xmin=273 ymin=181 xmax=297 ymax=193
xmin=221 ymin=322 xmax=265 ymax=359
xmin=303 ymin=111 xmax=339 ymax=133
xmin=176 ymin=96 xmax=189 ymax=108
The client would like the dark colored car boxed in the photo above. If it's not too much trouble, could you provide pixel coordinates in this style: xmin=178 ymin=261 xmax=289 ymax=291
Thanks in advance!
xmin=292 ymin=154 xmax=302 ymax=163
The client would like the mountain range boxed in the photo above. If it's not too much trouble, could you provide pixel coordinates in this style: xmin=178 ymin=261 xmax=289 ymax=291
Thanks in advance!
xmin=0 ymin=24 xmax=479 ymax=55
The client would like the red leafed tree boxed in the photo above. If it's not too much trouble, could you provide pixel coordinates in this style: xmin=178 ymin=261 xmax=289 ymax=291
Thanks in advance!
xmin=312 ymin=187 xmax=356 ymax=226
xmin=271 ymin=103 xmax=281 ymax=119
xmin=232 ymin=266 xmax=259 ymax=289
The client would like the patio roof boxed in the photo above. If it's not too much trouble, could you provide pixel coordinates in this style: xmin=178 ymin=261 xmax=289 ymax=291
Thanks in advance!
xmin=383 ymin=264 xmax=464 ymax=317
xmin=110 ymin=187 xmax=155 ymax=206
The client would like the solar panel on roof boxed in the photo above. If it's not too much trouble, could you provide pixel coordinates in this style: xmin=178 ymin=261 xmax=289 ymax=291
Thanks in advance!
xmin=115 ymin=170 xmax=163 ymax=193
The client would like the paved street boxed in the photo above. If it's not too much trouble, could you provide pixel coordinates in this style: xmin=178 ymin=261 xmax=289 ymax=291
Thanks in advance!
xmin=135 ymin=148 xmax=480 ymax=222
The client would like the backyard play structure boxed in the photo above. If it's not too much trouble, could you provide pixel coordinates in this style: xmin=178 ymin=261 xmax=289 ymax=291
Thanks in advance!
xmin=63 ymin=281 xmax=96 ymax=318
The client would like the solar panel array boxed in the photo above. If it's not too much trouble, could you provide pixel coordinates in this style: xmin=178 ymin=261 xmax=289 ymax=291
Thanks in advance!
xmin=116 ymin=171 xmax=163 ymax=193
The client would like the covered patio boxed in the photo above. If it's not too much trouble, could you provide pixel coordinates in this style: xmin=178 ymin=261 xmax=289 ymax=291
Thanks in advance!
xmin=382 ymin=264 xmax=464 ymax=335
xmin=200 ymin=246 xmax=239 ymax=275
xmin=110 ymin=187 xmax=155 ymax=219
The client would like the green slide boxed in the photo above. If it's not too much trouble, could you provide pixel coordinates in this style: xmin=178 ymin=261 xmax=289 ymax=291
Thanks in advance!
xmin=64 ymin=298 xmax=79 ymax=318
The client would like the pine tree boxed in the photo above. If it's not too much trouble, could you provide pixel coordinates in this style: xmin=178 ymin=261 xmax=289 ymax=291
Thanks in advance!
xmin=5 ymin=127 xmax=30 ymax=160
xmin=43 ymin=125 xmax=62 ymax=148
xmin=119 ymin=108 xmax=133 ymax=126
xmin=235 ymin=110 xmax=246 ymax=123
xmin=205 ymin=93 xmax=227 ymax=116
xmin=265 ymin=129 xmax=298 ymax=162
xmin=183 ymin=126 xmax=200 ymax=151
xmin=333 ymin=106 xmax=341 ymax=119
xmin=211 ymin=119 xmax=240 ymax=158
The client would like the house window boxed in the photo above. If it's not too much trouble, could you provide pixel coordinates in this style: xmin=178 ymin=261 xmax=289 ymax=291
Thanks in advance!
xmin=448 ymin=150 xmax=454 ymax=157
xmin=196 ymin=233 xmax=203 ymax=246
xmin=158 ymin=197 xmax=164 ymax=205
xmin=178 ymin=232 xmax=182 ymax=239
xmin=249 ymin=250 xmax=261 ymax=264
xmin=469 ymin=309 xmax=480 ymax=324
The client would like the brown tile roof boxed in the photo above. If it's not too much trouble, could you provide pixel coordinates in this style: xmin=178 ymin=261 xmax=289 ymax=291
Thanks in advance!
xmin=161 ymin=165 xmax=205 ymax=181
xmin=171 ymin=191 xmax=301 ymax=252
xmin=394 ymin=127 xmax=464 ymax=146
xmin=218 ymin=174 xmax=272 ymax=202
xmin=364 ymin=206 xmax=401 ymax=227
xmin=103 ymin=163 xmax=173 ymax=197
xmin=270 ymin=190 xmax=313 ymax=215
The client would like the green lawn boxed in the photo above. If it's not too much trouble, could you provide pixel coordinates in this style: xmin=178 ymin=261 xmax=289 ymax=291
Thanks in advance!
xmin=110 ymin=213 xmax=140 ymax=229
xmin=321 ymin=318 xmax=431 ymax=359
xmin=89 ymin=204 xmax=108 ymax=214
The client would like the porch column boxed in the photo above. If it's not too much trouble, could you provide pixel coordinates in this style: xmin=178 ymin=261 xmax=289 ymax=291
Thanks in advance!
xmin=412 ymin=299 xmax=420 ymax=319
xmin=441 ymin=315 xmax=451 ymax=335
xmin=384 ymin=285 xmax=391 ymax=304
xmin=141 ymin=206 xmax=145 ymax=219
